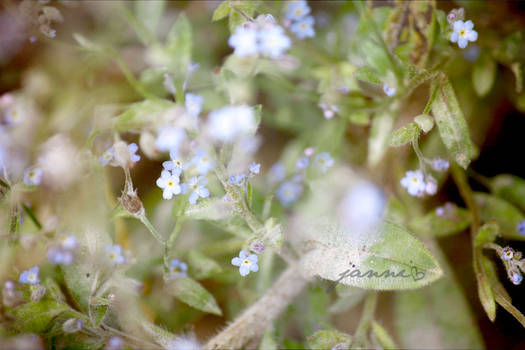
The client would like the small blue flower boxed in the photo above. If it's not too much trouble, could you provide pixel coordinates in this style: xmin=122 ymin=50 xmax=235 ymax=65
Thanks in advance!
xmin=258 ymin=25 xmax=291 ymax=58
xmin=169 ymin=259 xmax=188 ymax=279
xmin=106 ymin=337 xmax=123 ymax=350
xmin=19 ymin=266 xmax=40 ymax=285
xmin=450 ymin=20 xmax=478 ymax=49
xmin=249 ymin=162 xmax=261 ymax=175
xmin=517 ymin=220 xmax=525 ymax=236
xmin=314 ymin=152 xmax=334 ymax=172
xmin=98 ymin=147 xmax=114 ymax=166
xmin=290 ymin=15 xmax=315 ymax=39
xmin=383 ymin=84 xmax=396 ymax=97
xmin=295 ymin=156 xmax=309 ymax=170
xmin=106 ymin=245 xmax=125 ymax=266
xmin=400 ymin=170 xmax=425 ymax=197
xmin=155 ymin=127 xmax=186 ymax=153
xmin=229 ymin=173 xmax=246 ymax=185
xmin=163 ymin=150 xmax=187 ymax=172
xmin=502 ymin=247 xmax=514 ymax=261
xmin=276 ymin=181 xmax=303 ymax=206
xmin=185 ymin=176 xmax=210 ymax=205
xmin=191 ymin=150 xmax=215 ymax=175
xmin=431 ymin=158 xmax=450 ymax=172
xmin=512 ymin=272 xmax=523 ymax=285
xmin=185 ymin=93 xmax=203 ymax=118
xmin=228 ymin=25 xmax=259 ymax=57
xmin=319 ymin=103 xmax=339 ymax=119
xmin=47 ymin=247 xmax=74 ymax=265
xmin=23 ymin=167 xmax=43 ymax=186
xmin=59 ymin=234 xmax=78 ymax=250
xmin=128 ymin=143 xmax=141 ymax=163
xmin=156 ymin=169 xmax=182 ymax=200
xmin=231 ymin=250 xmax=259 ymax=277
xmin=285 ymin=0 xmax=311 ymax=21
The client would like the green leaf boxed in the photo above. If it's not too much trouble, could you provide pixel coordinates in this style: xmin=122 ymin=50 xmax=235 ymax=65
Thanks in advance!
xmin=212 ymin=1 xmax=231 ymax=21
xmin=259 ymin=330 xmax=278 ymax=350
xmin=476 ymin=262 xmax=496 ymax=322
xmin=228 ymin=10 xmax=244 ymax=33
xmin=354 ymin=66 xmax=382 ymax=85
xmin=472 ymin=53 xmax=496 ymax=97
xmin=166 ymin=14 xmax=192 ymax=77
xmin=187 ymin=250 xmax=223 ymax=280
xmin=430 ymin=74 xmax=475 ymax=169
xmin=474 ymin=192 xmax=525 ymax=241
xmin=394 ymin=242 xmax=484 ymax=349
xmin=511 ymin=62 xmax=523 ymax=93
xmin=409 ymin=204 xmax=471 ymax=237
xmin=307 ymin=330 xmax=351 ymax=350
xmin=10 ymin=300 xmax=71 ymax=333
xmin=135 ymin=0 xmax=165 ymax=36
xmin=168 ymin=277 xmax=222 ymax=315
xmin=183 ymin=198 xmax=232 ymax=221
xmin=414 ymin=114 xmax=434 ymax=133
xmin=371 ymin=321 xmax=397 ymax=349
xmin=73 ymin=33 xmax=103 ymax=52
xmin=113 ymin=99 xmax=173 ymax=132
xmin=490 ymin=174 xmax=525 ymax=212
xmin=389 ymin=122 xmax=419 ymax=147
xmin=368 ymin=107 xmax=397 ymax=166
xmin=474 ymin=221 xmax=500 ymax=248
xmin=300 ymin=221 xmax=443 ymax=290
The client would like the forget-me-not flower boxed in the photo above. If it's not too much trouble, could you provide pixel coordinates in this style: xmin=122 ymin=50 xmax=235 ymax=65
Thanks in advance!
xmin=47 ymin=247 xmax=74 ymax=265
xmin=249 ymin=162 xmax=261 ymax=175
xmin=517 ymin=220 xmax=525 ymax=236
xmin=231 ymin=250 xmax=259 ymax=277
xmin=191 ymin=150 xmax=215 ymax=175
xmin=285 ymin=0 xmax=311 ymax=21
xmin=127 ymin=143 xmax=141 ymax=163
xmin=208 ymin=105 xmax=256 ymax=143
xmin=229 ymin=173 xmax=246 ymax=185
xmin=400 ymin=170 xmax=426 ymax=197
xmin=269 ymin=162 xmax=286 ymax=183
xmin=432 ymin=158 xmax=450 ymax=171
xmin=450 ymin=20 xmax=478 ymax=49
xmin=169 ymin=259 xmax=188 ymax=279
xmin=383 ymin=84 xmax=396 ymax=97
xmin=512 ymin=272 xmax=523 ymax=285
xmin=314 ymin=152 xmax=334 ymax=172
xmin=276 ymin=181 xmax=303 ymax=206
xmin=106 ymin=245 xmax=126 ymax=266
xmin=19 ymin=266 xmax=40 ymax=285
xmin=156 ymin=169 xmax=182 ymax=200
xmin=258 ymin=25 xmax=292 ymax=58
xmin=98 ymin=147 xmax=114 ymax=166
xmin=290 ymin=15 xmax=315 ymax=39
xmin=502 ymin=247 xmax=514 ymax=261
xmin=295 ymin=156 xmax=309 ymax=170
xmin=185 ymin=93 xmax=203 ymax=118
xmin=228 ymin=25 xmax=259 ymax=57
xmin=185 ymin=176 xmax=210 ymax=205
xmin=24 ymin=167 xmax=43 ymax=186
xmin=155 ymin=127 xmax=186 ymax=153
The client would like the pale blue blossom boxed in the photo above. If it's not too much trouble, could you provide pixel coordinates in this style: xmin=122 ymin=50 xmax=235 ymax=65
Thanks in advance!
xmin=98 ymin=147 xmax=114 ymax=166
xmin=59 ymin=234 xmax=78 ymax=250
xmin=231 ymin=250 xmax=259 ymax=277
xmin=314 ymin=152 xmax=334 ymax=172
xmin=163 ymin=150 xmax=187 ymax=171
xmin=106 ymin=337 xmax=123 ymax=350
xmin=47 ymin=247 xmax=74 ymax=265
xmin=106 ymin=245 xmax=125 ymax=266
xmin=319 ymin=103 xmax=339 ymax=119
xmin=502 ymin=247 xmax=514 ymax=261
xmin=383 ymin=84 xmax=396 ymax=97
xmin=431 ymin=158 xmax=450 ymax=171
xmin=228 ymin=25 xmax=259 ymax=57
xmin=208 ymin=105 xmax=256 ymax=143
xmin=285 ymin=0 xmax=311 ymax=21
xmin=229 ymin=173 xmax=246 ymax=185
xmin=400 ymin=170 xmax=425 ymax=197
xmin=276 ymin=181 xmax=303 ymax=206
xmin=295 ymin=156 xmax=309 ymax=170
xmin=23 ymin=167 xmax=43 ymax=186
xmin=450 ymin=20 xmax=478 ymax=49
xmin=518 ymin=220 xmax=525 ymax=236
xmin=185 ymin=93 xmax=203 ymax=118
xmin=19 ymin=266 xmax=40 ymax=285
xmin=169 ymin=259 xmax=188 ymax=279
xmin=185 ymin=176 xmax=210 ymax=205
xmin=155 ymin=127 xmax=186 ymax=153
xmin=156 ymin=169 xmax=182 ymax=200
xmin=258 ymin=25 xmax=292 ymax=58
xmin=191 ymin=150 xmax=215 ymax=175
xmin=339 ymin=182 xmax=386 ymax=236
xmin=512 ymin=272 xmax=523 ymax=285
xmin=128 ymin=143 xmax=140 ymax=163
xmin=249 ymin=162 xmax=261 ymax=175
xmin=290 ymin=15 xmax=315 ymax=39
xmin=269 ymin=162 xmax=286 ymax=183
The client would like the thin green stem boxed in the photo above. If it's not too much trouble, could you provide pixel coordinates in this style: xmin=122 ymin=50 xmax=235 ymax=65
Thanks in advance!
xmin=353 ymin=292 xmax=378 ymax=346
xmin=139 ymin=216 xmax=166 ymax=246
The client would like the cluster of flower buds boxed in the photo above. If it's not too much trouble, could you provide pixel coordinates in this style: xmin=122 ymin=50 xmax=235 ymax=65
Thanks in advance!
xmin=499 ymin=246 xmax=525 ymax=285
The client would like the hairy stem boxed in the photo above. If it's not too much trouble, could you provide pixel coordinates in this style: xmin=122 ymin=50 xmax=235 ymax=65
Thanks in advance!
xmin=204 ymin=264 xmax=308 ymax=350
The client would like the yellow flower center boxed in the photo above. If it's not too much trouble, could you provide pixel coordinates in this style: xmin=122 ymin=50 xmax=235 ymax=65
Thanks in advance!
xmin=459 ymin=29 xmax=466 ymax=37
xmin=243 ymin=259 xmax=250 ymax=265
xmin=168 ymin=181 xmax=174 ymax=186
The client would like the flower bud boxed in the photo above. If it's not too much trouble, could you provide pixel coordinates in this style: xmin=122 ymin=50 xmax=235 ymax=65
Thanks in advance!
xmin=62 ymin=318 xmax=83 ymax=333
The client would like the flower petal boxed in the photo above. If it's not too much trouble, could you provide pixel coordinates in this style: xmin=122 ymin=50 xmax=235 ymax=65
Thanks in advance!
xmin=239 ymin=250 xmax=246 ymax=259
xmin=250 ymin=263 xmax=259 ymax=272
xmin=464 ymin=20 xmax=474 ymax=30
xmin=458 ymin=38 xmax=468 ymax=49
xmin=232 ymin=257 xmax=242 ymax=266
xmin=163 ymin=188 xmax=174 ymax=200
xmin=467 ymin=30 xmax=478 ymax=42
xmin=453 ymin=20 xmax=464 ymax=31
xmin=239 ymin=265 xmax=250 ymax=276
xmin=450 ymin=31 xmax=459 ymax=43
xmin=189 ymin=191 xmax=199 ymax=204
xmin=248 ymin=254 xmax=258 ymax=263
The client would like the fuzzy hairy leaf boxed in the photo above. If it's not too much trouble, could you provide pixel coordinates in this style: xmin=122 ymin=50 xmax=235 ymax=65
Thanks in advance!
xmin=212 ymin=1 xmax=231 ymax=21
xmin=168 ymin=277 xmax=222 ymax=315
xmin=389 ymin=123 xmax=419 ymax=147
xmin=368 ymin=107 xmax=397 ymax=166
xmin=10 ymin=300 xmax=72 ymax=333
xmin=409 ymin=204 xmax=471 ymax=237
xmin=430 ymin=74 xmax=475 ymax=169
xmin=307 ymin=330 xmax=351 ymax=349
xmin=187 ymin=250 xmax=223 ymax=280
xmin=300 ymin=221 xmax=443 ymax=290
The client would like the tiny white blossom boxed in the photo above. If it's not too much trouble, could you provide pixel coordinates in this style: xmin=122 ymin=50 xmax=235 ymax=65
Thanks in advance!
xmin=450 ymin=20 xmax=478 ymax=49
xmin=155 ymin=127 xmax=186 ymax=153
xmin=290 ymin=15 xmax=315 ymax=39
xmin=258 ymin=24 xmax=291 ymax=58
xmin=285 ymin=0 xmax=311 ymax=21
xmin=185 ymin=93 xmax=203 ymax=118
xmin=208 ymin=105 xmax=256 ymax=143
xmin=228 ymin=25 xmax=259 ymax=57
xmin=156 ymin=169 xmax=182 ymax=200
xmin=400 ymin=170 xmax=426 ymax=197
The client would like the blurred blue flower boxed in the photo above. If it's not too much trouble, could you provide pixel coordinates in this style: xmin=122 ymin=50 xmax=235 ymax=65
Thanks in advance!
xmin=208 ymin=105 xmax=255 ymax=143
xmin=229 ymin=173 xmax=246 ymax=185
xmin=517 ymin=220 xmax=525 ymax=236
xmin=285 ymin=0 xmax=311 ymax=21
xmin=19 ymin=266 xmax=40 ymax=285
xmin=400 ymin=170 xmax=425 ymax=197
xmin=155 ymin=127 xmax=186 ymax=153
xmin=290 ymin=15 xmax=315 ymax=39
xmin=314 ymin=152 xmax=334 ymax=172
xmin=383 ymin=84 xmax=396 ymax=97
xmin=185 ymin=176 xmax=210 ymax=205
xmin=249 ymin=162 xmax=261 ymax=175
xmin=98 ymin=147 xmax=114 ymax=167
xmin=228 ymin=25 xmax=258 ymax=57
xmin=512 ymin=272 xmax=523 ymax=285
xmin=231 ymin=250 xmax=259 ymax=277
xmin=269 ymin=162 xmax=286 ymax=183
xmin=258 ymin=25 xmax=291 ymax=58
xmin=185 ymin=93 xmax=203 ymax=118
xmin=169 ymin=259 xmax=188 ymax=279
xmin=47 ymin=247 xmax=74 ymax=265
xmin=106 ymin=245 xmax=125 ymax=266
xmin=23 ymin=167 xmax=43 ymax=186
xmin=431 ymin=158 xmax=450 ymax=171
xmin=128 ymin=143 xmax=141 ymax=163
xmin=191 ymin=150 xmax=215 ymax=175
xmin=276 ymin=181 xmax=303 ymax=206
xmin=295 ymin=156 xmax=309 ymax=170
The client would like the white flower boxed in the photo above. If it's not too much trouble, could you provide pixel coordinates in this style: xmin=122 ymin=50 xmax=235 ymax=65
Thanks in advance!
xmin=184 ymin=176 xmax=210 ymax=205
xmin=450 ymin=20 xmax=478 ymax=49
xmin=400 ymin=170 xmax=426 ymax=197
xmin=228 ymin=25 xmax=259 ymax=57
xmin=285 ymin=0 xmax=311 ymax=21
xmin=23 ymin=167 xmax=43 ymax=186
xmin=106 ymin=245 xmax=125 ymax=266
xmin=258 ymin=24 xmax=291 ymax=58
xmin=208 ymin=105 xmax=256 ymax=142
xmin=231 ymin=250 xmax=259 ymax=276
xmin=156 ymin=169 xmax=182 ymax=200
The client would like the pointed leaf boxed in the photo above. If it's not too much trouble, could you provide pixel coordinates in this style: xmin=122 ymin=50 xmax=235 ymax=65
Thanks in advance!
xmin=489 ymin=174 xmax=525 ymax=212
xmin=472 ymin=53 xmax=496 ymax=97
xmin=10 ymin=300 xmax=71 ymax=333
xmin=474 ymin=192 xmax=525 ymax=241
xmin=389 ymin=123 xmax=419 ymax=147
xmin=187 ymin=250 xmax=223 ymax=280
xmin=168 ymin=277 xmax=222 ymax=315
xmin=212 ymin=1 xmax=231 ymax=21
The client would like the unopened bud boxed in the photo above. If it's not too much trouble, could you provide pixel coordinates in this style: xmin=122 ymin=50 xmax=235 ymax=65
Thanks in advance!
xmin=62 ymin=318 xmax=83 ymax=333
